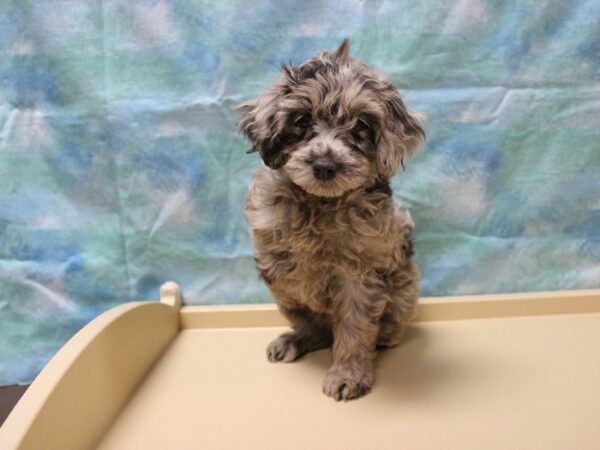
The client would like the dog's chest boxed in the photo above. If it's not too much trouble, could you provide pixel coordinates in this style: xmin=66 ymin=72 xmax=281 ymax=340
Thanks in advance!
xmin=248 ymin=191 xmax=404 ymax=312
xmin=268 ymin=197 xmax=392 ymax=267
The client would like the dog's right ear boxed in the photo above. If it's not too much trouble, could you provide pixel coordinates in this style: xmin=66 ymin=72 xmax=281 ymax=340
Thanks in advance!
xmin=237 ymin=98 xmax=260 ymax=154
xmin=237 ymin=87 xmax=287 ymax=169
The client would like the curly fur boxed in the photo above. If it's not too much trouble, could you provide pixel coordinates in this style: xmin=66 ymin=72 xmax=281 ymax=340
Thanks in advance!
xmin=239 ymin=39 xmax=425 ymax=401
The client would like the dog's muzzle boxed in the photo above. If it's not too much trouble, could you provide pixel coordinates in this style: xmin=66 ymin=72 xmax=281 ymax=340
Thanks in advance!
xmin=312 ymin=158 xmax=338 ymax=181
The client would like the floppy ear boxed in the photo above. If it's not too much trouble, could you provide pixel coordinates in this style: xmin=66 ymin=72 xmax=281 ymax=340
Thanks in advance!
xmin=376 ymin=88 xmax=425 ymax=180
xmin=237 ymin=86 xmax=287 ymax=169
xmin=332 ymin=38 xmax=351 ymax=62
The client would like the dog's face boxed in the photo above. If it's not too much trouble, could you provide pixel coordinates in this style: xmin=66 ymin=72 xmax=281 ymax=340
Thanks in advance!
xmin=239 ymin=40 xmax=425 ymax=198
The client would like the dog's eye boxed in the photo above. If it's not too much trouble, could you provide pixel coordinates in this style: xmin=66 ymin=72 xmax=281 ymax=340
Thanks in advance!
xmin=353 ymin=120 xmax=370 ymax=134
xmin=295 ymin=115 xmax=312 ymax=128
xmin=352 ymin=120 xmax=373 ymax=140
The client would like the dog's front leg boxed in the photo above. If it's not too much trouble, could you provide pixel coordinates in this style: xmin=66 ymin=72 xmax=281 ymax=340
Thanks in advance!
xmin=322 ymin=280 xmax=384 ymax=401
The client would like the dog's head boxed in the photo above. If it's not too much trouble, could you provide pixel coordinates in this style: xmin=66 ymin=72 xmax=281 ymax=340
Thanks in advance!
xmin=239 ymin=39 xmax=425 ymax=198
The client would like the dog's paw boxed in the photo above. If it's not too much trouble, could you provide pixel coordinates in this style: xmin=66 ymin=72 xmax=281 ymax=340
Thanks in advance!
xmin=322 ymin=363 xmax=372 ymax=401
xmin=266 ymin=334 xmax=300 ymax=363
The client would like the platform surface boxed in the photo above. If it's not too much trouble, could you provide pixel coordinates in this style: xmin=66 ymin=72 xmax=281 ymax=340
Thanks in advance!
xmin=97 ymin=312 xmax=600 ymax=450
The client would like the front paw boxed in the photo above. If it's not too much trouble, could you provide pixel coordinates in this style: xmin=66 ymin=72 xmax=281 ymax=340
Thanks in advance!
xmin=322 ymin=363 xmax=373 ymax=401
xmin=266 ymin=333 xmax=300 ymax=363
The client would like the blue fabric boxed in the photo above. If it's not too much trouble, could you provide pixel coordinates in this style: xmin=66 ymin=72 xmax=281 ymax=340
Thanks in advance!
xmin=1 ymin=0 xmax=599 ymax=384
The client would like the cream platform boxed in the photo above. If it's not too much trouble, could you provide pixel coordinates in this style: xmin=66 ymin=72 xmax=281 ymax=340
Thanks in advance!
xmin=1 ymin=283 xmax=600 ymax=449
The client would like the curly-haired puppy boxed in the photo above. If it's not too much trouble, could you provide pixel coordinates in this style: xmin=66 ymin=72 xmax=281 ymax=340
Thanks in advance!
xmin=239 ymin=39 xmax=425 ymax=401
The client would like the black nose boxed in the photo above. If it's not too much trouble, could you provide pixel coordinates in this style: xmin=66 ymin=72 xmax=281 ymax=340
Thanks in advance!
xmin=313 ymin=158 xmax=338 ymax=181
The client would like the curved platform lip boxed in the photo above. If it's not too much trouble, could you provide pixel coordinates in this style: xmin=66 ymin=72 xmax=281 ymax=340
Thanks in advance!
xmin=0 ymin=298 xmax=180 ymax=450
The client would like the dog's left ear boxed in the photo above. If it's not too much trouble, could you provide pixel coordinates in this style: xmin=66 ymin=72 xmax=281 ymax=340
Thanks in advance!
xmin=377 ymin=88 xmax=426 ymax=180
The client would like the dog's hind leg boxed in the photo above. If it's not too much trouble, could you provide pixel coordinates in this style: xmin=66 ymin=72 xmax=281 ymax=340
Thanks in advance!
xmin=376 ymin=301 xmax=411 ymax=349
xmin=377 ymin=265 xmax=419 ymax=349
xmin=266 ymin=306 xmax=332 ymax=363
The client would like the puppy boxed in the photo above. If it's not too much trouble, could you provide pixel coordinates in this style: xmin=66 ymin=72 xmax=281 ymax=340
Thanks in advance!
xmin=239 ymin=39 xmax=425 ymax=401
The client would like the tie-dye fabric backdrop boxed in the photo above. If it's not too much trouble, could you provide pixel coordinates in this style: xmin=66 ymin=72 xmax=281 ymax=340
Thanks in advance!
xmin=1 ymin=0 xmax=599 ymax=384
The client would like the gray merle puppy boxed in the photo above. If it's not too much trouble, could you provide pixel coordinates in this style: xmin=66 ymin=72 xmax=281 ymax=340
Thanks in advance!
xmin=239 ymin=39 xmax=425 ymax=401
